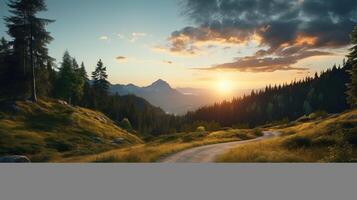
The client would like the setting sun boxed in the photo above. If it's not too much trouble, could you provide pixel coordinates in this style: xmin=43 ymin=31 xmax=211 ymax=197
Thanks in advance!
xmin=216 ymin=80 xmax=233 ymax=94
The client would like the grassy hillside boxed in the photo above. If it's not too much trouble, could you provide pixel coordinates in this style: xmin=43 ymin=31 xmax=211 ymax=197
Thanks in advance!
xmin=63 ymin=128 xmax=263 ymax=163
xmin=217 ymin=110 xmax=357 ymax=163
xmin=0 ymin=99 xmax=143 ymax=162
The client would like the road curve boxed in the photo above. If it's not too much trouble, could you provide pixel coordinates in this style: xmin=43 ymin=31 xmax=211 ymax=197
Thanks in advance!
xmin=160 ymin=131 xmax=279 ymax=163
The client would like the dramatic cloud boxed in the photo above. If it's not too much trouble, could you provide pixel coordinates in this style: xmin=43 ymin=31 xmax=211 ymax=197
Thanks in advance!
xmin=168 ymin=0 xmax=357 ymax=72
xmin=206 ymin=50 xmax=331 ymax=72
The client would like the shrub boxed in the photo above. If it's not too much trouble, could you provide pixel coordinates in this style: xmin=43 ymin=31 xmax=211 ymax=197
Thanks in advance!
xmin=282 ymin=136 xmax=312 ymax=149
xmin=182 ymin=132 xmax=206 ymax=142
xmin=119 ymin=118 xmax=133 ymax=131
xmin=308 ymin=111 xmax=328 ymax=120
xmin=252 ymin=129 xmax=263 ymax=137
xmin=196 ymin=126 xmax=206 ymax=132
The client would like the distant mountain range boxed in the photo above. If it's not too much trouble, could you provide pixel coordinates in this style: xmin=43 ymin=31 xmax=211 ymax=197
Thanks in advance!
xmin=109 ymin=79 xmax=220 ymax=115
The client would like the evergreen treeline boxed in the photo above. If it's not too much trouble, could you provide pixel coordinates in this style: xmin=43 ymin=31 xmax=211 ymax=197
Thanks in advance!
xmin=347 ymin=26 xmax=357 ymax=108
xmin=182 ymin=64 xmax=351 ymax=128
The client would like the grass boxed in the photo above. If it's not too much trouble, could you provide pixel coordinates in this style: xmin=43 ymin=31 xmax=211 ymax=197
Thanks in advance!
xmin=216 ymin=110 xmax=357 ymax=163
xmin=0 ymin=99 xmax=143 ymax=162
xmin=62 ymin=128 xmax=263 ymax=163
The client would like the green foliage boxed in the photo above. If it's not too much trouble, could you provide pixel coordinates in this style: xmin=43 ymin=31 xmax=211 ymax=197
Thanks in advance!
xmin=196 ymin=126 xmax=206 ymax=132
xmin=4 ymin=0 xmax=54 ymax=100
xmin=182 ymin=132 xmax=206 ymax=142
xmin=308 ymin=111 xmax=328 ymax=119
xmin=55 ymin=51 xmax=85 ymax=105
xmin=92 ymin=59 xmax=110 ymax=107
xmin=303 ymin=100 xmax=312 ymax=115
xmin=347 ymin=26 xmax=357 ymax=107
xmin=119 ymin=118 xmax=133 ymax=131
xmin=252 ymin=129 xmax=263 ymax=137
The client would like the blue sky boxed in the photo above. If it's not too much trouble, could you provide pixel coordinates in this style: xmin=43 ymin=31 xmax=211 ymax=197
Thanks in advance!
xmin=0 ymin=0 xmax=350 ymax=95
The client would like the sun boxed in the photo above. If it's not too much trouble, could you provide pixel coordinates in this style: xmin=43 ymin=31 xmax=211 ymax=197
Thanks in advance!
xmin=216 ymin=80 xmax=233 ymax=94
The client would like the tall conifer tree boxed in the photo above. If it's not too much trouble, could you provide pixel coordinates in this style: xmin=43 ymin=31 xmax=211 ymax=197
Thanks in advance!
xmin=5 ymin=0 xmax=54 ymax=101
xmin=92 ymin=59 xmax=110 ymax=108
xmin=347 ymin=26 xmax=357 ymax=107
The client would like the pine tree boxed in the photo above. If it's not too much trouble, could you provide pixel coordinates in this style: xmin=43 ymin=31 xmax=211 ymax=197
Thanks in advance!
xmin=71 ymin=58 xmax=84 ymax=105
xmin=92 ymin=59 xmax=109 ymax=96
xmin=347 ymin=26 xmax=357 ymax=107
xmin=0 ymin=37 xmax=12 ymax=97
xmin=56 ymin=51 xmax=76 ymax=103
xmin=91 ymin=59 xmax=110 ymax=108
xmin=5 ymin=0 xmax=54 ymax=101
xmin=79 ymin=62 xmax=92 ymax=107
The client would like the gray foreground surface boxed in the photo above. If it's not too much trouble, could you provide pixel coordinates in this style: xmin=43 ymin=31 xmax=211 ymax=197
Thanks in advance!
xmin=0 ymin=164 xmax=356 ymax=200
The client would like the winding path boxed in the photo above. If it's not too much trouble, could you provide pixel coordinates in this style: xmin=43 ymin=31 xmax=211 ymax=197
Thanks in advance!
xmin=160 ymin=131 xmax=280 ymax=163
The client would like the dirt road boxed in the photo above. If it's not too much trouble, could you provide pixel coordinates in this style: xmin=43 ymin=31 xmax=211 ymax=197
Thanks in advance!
xmin=160 ymin=131 xmax=279 ymax=163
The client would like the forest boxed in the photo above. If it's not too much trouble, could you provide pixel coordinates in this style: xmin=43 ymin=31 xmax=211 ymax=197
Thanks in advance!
xmin=1 ymin=0 xmax=357 ymax=137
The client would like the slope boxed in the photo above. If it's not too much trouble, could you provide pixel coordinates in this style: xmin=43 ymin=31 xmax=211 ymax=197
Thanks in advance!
xmin=217 ymin=110 xmax=357 ymax=162
xmin=0 ymin=99 xmax=143 ymax=162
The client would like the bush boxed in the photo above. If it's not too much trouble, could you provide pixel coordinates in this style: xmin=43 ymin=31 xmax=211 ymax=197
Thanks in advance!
xmin=196 ymin=126 xmax=206 ymax=132
xmin=119 ymin=118 xmax=133 ymax=131
xmin=308 ymin=111 xmax=328 ymax=120
xmin=252 ymin=129 xmax=263 ymax=137
xmin=182 ymin=132 xmax=206 ymax=142
xmin=283 ymin=136 xmax=312 ymax=149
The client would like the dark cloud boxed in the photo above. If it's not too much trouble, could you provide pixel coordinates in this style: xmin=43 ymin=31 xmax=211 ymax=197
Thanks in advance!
xmin=169 ymin=0 xmax=357 ymax=72
xmin=115 ymin=56 xmax=127 ymax=62
xmin=206 ymin=50 xmax=331 ymax=72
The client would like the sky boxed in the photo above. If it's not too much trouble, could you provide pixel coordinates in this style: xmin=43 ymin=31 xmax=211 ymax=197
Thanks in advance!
xmin=0 ymin=0 xmax=355 ymax=96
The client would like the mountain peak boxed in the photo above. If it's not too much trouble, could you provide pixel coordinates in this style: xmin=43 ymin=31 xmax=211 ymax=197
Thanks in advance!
xmin=150 ymin=79 xmax=171 ymax=88
xmin=153 ymin=79 xmax=167 ymax=84
xmin=142 ymin=79 xmax=174 ymax=93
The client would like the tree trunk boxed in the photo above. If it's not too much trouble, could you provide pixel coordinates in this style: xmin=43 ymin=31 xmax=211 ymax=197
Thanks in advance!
xmin=29 ymin=23 xmax=37 ymax=102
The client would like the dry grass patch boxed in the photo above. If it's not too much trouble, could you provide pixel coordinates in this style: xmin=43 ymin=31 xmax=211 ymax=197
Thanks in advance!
xmin=217 ymin=110 xmax=357 ymax=163
xmin=64 ymin=129 xmax=262 ymax=163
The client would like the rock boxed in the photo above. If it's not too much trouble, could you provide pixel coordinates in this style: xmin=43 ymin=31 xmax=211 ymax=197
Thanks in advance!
xmin=57 ymin=100 xmax=68 ymax=105
xmin=25 ymin=99 xmax=33 ymax=104
xmin=96 ymin=116 xmax=107 ymax=123
xmin=111 ymin=137 xmax=125 ymax=145
xmin=0 ymin=155 xmax=31 ymax=163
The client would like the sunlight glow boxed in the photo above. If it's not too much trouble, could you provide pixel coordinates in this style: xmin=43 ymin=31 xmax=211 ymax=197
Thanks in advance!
xmin=216 ymin=80 xmax=233 ymax=95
